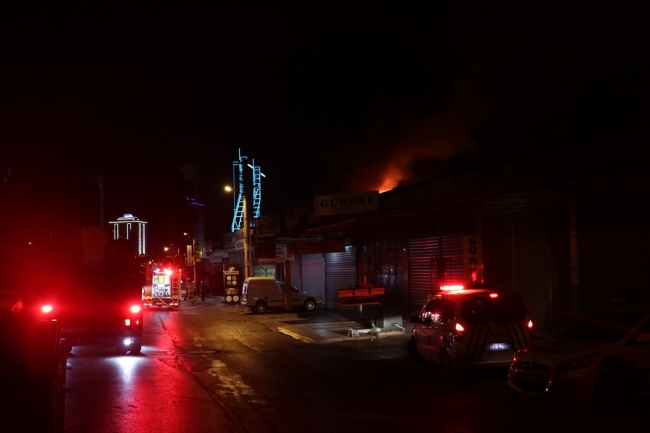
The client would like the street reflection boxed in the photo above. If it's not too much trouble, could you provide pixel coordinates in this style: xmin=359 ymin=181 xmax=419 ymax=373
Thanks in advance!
xmin=106 ymin=354 xmax=146 ymax=382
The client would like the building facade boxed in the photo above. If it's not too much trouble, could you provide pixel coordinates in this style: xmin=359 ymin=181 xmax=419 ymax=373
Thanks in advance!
xmin=110 ymin=213 xmax=147 ymax=255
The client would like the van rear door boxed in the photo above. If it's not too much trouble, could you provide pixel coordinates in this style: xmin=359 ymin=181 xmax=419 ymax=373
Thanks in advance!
xmin=459 ymin=294 xmax=532 ymax=363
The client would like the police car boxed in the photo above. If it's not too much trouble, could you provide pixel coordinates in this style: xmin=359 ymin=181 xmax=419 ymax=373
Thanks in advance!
xmin=508 ymin=306 xmax=650 ymax=407
xmin=408 ymin=285 xmax=535 ymax=373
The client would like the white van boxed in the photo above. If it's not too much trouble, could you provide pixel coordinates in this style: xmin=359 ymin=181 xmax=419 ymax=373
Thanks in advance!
xmin=241 ymin=277 xmax=323 ymax=314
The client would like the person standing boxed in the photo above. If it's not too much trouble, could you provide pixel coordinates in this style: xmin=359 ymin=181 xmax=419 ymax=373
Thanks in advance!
xmin=198 ymin=280 xmax=206 ymax=302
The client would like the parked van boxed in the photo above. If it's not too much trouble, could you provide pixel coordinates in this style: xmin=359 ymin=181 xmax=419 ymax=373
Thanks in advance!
xmin=408 ymin=285 xmax=535 ymax=373
xmin=241 ymin=277 xmax=323 ymax=314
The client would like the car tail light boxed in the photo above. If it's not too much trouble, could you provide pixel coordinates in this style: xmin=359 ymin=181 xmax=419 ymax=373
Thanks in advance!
xmin=528 ymin=320 xmax=534 ymax=332
xmin=490 ymin=293 xmax=498 ymax=298
xmin=41 ymin=305 xmax=53 ymax=314
xmin=130 ymin=305 xmax=141 ymax=314
xmin=454 ymin=322 xmax=465 ymax=341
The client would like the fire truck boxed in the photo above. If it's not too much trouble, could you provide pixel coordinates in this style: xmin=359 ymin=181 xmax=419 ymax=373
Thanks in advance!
xmin=57 ymin=227 xmax=145 ymax=356
xmin=142 ymin=262 xmax=182 ymax=308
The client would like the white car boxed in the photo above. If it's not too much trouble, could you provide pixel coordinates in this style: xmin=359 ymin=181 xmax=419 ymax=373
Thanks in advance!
xmin=508 ymin=307 xmax=650 ymax=407
xmin=409 ymin=286 xmax=535 ymax=373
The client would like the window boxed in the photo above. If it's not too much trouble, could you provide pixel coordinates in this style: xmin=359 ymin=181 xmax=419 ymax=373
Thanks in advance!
xmin=460 ymin=295 xmax=527 ymax=325
xmin=422 ymin=299 xmax=456 ymax=323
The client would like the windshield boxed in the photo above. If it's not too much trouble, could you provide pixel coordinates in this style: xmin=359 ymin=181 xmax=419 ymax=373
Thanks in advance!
xmin=460 ymin=295 xmax=527 ymax=325
xmin=554 ymin=311 xmax=646 ymax=342
xmin=278 ymin=282 xmax=299 ymax=294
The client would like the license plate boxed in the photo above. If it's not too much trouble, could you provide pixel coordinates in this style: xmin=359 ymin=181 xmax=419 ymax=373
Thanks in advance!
xmin=485 ymin=343 xmax=512 ymax=351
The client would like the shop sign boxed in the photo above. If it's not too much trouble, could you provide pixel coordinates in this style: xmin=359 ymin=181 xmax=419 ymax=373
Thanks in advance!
xmin=275 ymin=243 xmax=296 ymax=261
xmin=314 ymin=191 xmax=379 ymax=216
xmin=255 ymin=214 xmax=280 ymax=238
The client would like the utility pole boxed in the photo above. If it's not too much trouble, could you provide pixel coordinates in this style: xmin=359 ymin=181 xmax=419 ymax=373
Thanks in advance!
xmin=284 ymin=259 xmax=292 ymax=311
xmin=192 ymin=237 xmax=197 ymax=283
xmin=243 ymin=195 xmax=251 ymax=279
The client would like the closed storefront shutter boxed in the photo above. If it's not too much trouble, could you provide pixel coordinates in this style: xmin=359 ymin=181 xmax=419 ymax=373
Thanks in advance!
xmin=408 ymin=238 xmax=435 ymax=311
xmin=408 ymin=235 xmax=464 ymax=313
xmin=325 ymin=247 xmax=357 ymax=308
xmin=300 ymin=254 xmax=326 ymax=300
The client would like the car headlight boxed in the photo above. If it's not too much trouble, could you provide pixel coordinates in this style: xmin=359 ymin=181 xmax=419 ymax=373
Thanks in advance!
xmin=555 ymin=353 xmax=599 ymax=372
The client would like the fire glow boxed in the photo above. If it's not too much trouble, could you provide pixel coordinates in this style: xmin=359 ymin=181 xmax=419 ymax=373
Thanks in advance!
xmin=376 ymin=162 xmax=406 ymax=193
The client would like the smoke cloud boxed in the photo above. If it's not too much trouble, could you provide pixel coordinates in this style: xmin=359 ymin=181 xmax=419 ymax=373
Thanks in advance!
xmin=337 ymin=92 xmax=478 ymax=193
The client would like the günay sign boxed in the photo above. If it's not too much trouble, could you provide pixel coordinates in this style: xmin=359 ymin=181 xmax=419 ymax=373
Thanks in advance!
xmin=314 ymin=190 xmax=379 ymax=217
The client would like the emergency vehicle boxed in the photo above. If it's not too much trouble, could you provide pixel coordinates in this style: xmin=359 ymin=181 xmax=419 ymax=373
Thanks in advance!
xmin=142 ymin=263 xmax=182 ymax=308
xmin=57 ymin=228 xmax=145 ymax=355
xmin=408 ymin=284 xmax=535 ymax=373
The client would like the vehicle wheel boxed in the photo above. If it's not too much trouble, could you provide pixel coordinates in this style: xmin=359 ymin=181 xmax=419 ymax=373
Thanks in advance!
xmin=595 ymin=368 xmax=631 ymax=408
xmin=129 ymin=344 xmax=142 ymax=355
xmin=439 ymin=348 xmax=454 ymax=376
xmin=304 ymin=299 xmax=316 ymax=311
xmin=255 ymin=301 xmax=267 ymax=314
xmin=408 ymin=337 xmax=423 ymax=362
xmin=115 ymin=345 xmax=127 ymax=355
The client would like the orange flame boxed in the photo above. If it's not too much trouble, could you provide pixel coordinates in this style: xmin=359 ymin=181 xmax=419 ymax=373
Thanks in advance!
xmin=376 ymin=162 xmax=406 ymax=192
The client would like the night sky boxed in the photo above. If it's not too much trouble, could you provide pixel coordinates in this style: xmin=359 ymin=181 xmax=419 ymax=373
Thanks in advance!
xmin=2 ymin=2 xmax=649 ymax=249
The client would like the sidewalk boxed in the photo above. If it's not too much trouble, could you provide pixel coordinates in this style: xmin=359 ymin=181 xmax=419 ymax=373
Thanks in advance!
xmin=182 ymin=296 xmax=413 ymax=344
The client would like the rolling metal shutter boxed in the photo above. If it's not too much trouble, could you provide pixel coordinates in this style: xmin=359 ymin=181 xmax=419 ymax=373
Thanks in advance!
xmin=408 ymin=235 xmax=464 ymax=313
xmin=325 ymin=247 xmax=357 ymax=308
xmin=300 ymin=254 xmax=326 ymax=301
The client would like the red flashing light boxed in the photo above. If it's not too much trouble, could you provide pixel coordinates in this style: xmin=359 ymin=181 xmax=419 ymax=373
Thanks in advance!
xmin=440 ymin=285 xmax=464 ymax=291
xmin=455 ymin=323 xmax=465 ymax=332
xmin=41 ymin=305 xmax=53 ymax=314
xmin=164 ymin=269 xmax=173 ymax=276
xmin=131 ymin=305 xmax=141 ymax=314
xmin=528 ymin=320 xmax=534 ymax=329
xmin=490 ymin=293 xmax=498 ymax=298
